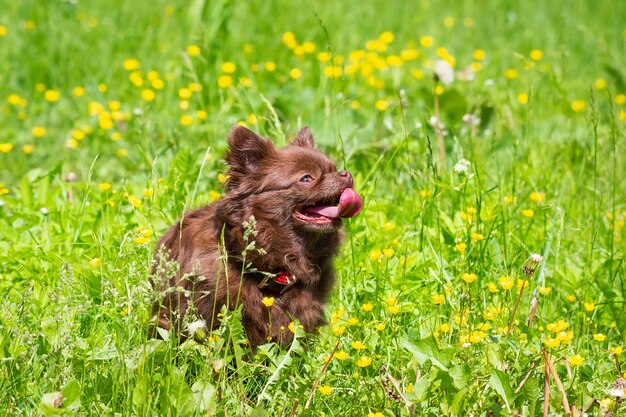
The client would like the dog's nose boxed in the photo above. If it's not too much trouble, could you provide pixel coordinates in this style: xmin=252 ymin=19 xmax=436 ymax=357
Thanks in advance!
xmin=338 ymin=170 xmax=354 ymax=187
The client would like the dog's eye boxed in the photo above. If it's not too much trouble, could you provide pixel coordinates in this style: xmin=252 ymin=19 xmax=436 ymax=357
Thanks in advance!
xmin=300 ymin=175 xmax=313 ymax=183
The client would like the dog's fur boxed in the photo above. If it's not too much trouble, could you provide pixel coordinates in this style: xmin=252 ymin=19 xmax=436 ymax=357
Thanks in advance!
xmin=151 ymin=126 xmax=358 ymax=348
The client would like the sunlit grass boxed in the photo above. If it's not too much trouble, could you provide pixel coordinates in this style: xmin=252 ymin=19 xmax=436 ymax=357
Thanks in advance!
xmin=0 ymin=0 xmax=625 ymax=415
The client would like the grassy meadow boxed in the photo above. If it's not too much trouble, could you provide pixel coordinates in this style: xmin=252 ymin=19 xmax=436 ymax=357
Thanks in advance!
xmin=1 ymin=0 xmax=625 ymax=415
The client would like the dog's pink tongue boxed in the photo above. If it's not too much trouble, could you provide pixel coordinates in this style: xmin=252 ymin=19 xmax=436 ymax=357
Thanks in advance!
xmin=306 ymin=188 xmax=363 ymax=219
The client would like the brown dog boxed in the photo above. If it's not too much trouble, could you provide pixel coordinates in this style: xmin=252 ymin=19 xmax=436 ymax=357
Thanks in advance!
xmin=151 ymin=126 xmax=362 ymax=348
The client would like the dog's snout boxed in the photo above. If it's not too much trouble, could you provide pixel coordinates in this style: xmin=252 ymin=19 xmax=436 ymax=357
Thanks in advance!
xmin=338 ymin=170 xmax=354 ymax=187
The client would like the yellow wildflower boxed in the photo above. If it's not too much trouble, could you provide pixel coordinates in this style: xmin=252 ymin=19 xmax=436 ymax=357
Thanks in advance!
xmin=487 ymin=282 xmax=499 ymax=293
xmin=351 ymin=340 xmax=366 ymax=350
xmin=443 ymin=17 xmax=455 ymax=27
xmin=361 ymin=303 xmax=373 ymax=312
xmin=141 ymin=89 xmax=156 ymax=101
xmin=571 ymin=100 xmax=586 ymax=113
xmin=331 ymin=325 xmax=345 ymax=336
xmin=0 ymin=143 xmax=14 ymax=153
xmin=335 ymin=351 xmax=348 ymax=360
xmin=538 ymin=287 xmax=552 ymax=295
xmin=504 ymin=68 xmax=518 ymax=79
xmin=498 ymin=275 xmax=514 ymax=290
xmin=186 ymin=44 xmax=201 ymax=57
xmin=432 ymin=294 xmax=445 ymax=305
xmin=375 ymin=323 xmax=386 ymax=331
xmin=221 ymin=62 xmax=236 ymax=73
xmin=347 ymin=317 xmax=359 ymax=326
xmin=387 ymin=305 xmax=401 ymax=314
xmin=44 ymin=89 xmax=61 ymax=102
xmin=419 ymin=36 xmax=434 ymax=47
xmin=593 ymin=333 xmax=607 ymax=342
xmin=379 ymin=31 xmax=394 ymax=43
xmin=462 ymin=273 xmax=477 ymax=284
xmin=302 ymin=41 xmax=315 ymax=53
xmin=369 ymin=249 xmax=382 ymax=261
xmin=375 ymin=99 xmax=389 ymax=111
xmin=473 ymin=49 xmax=486 ymax=60
xmin=217 ymin=75 xmax=233 ymax=89
xmin=547 ymin=320 xmax=569 ymax=332
xmin=282 ymin=31 xmax=297 ymax=48
xmin=32 ymin=127 xmax=46 ymax=138
xmin=522 ymin=209 xmax=534 ymax=217
xmin=517 ymin=93 xmax=529 ymax=105
xmin=98 ymin=183 xmax=112 ymax=191
xmin=469 ymin=330 xmax=486 ymax=343
xmin=123 ymin=58 xmax=140 ymax=71
xmin=128 ymin=195 xmax=141 ymax=208
xmin=411 ymin=69 xmax=424 ymax=79
xmin=529 ymin=49 xmax=543 ymax=60
xmin=544 ymin=338 xmax=560 ymax=348
xmin=568 ymin=354 xmax=584 ymax=366
xmin=356 ymin=356 xmax=372 ymax=367
xmin=89 ymin=258 xmax=102 ymax=267
xmin=318 ymin=385 xmax=334 ymax=396
xmin=471 ymin=232 xmax=485 ymax=241
xmin=455 ymin=242 xmax=467 ymax=253
xmin=134 ymin=236 xmax=149 ymax=245
xmin=530 ymin=191 xmax=545 ymax=203
xmin=180 ymin=115 xmax=194 ymax=126
xmin=261 ymin=297 xmax=275 ymax=307
xmin=584 ymin=302 xmax=596 ymax=312
xmin=289 ymin=68 xmax=302 ymax=79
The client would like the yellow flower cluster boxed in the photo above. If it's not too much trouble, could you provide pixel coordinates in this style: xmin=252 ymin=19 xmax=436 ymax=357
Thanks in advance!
xmin=369 ymin=248 xmax=395 ymax=261
xmin=544 ymin=320 xmax=574 ymax=348
xmin=133 ymin=224 xmax=153 ymax=245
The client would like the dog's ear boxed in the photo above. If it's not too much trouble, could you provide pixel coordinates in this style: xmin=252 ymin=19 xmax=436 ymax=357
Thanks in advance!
xmin=291 ymin=126 xmax=315 ymax=148
xmin=226 ymin=126 xmax=276 ymax=172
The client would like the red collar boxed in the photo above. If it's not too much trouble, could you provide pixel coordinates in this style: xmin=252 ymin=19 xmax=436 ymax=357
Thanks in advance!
xmin=259 ymin=271 xmax=297 ymax=294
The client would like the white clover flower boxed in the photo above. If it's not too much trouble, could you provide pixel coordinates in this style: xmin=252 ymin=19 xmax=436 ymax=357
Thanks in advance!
xmin=609 ymin=377 xmax=625 ymax=398
xmin=453 ymin=159 xmax=471 ymax=175
xmin=429 ymin=116 xmax=444 ymax=130
xmin=429 ymin=116 xmax=448 ymax=137
xmin=188 ymin=319 xmax=206 ymax=337
xmin=434 ymin=60 xmax=454 ymax=85
xmin=462 ymin=114 xmax=481 ymax=127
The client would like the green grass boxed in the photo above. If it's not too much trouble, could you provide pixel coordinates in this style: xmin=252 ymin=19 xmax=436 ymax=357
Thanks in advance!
xmin=1 ymin=0 xmax=625 ymax=415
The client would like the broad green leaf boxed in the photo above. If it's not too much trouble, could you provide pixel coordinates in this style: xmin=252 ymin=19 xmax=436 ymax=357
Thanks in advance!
xmin=402 ymin=338 xmax=453 ymax=371
xmin=489 ymin=369 xmax=516 ymax=411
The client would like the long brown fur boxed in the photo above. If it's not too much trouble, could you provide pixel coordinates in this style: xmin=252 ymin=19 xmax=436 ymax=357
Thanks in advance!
xmin=151 ymin=126 xmax=356 ymax=348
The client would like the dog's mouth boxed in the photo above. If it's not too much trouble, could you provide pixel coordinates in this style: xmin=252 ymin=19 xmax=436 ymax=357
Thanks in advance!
xmin=293 ymin=188 xmax=363 ymax=226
